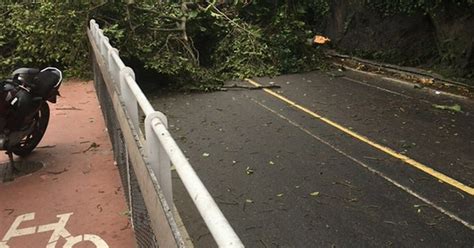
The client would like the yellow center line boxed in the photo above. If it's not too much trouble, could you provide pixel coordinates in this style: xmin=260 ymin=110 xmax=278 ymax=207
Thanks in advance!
xmin=246 ymin=78 xmax=474 ymax=196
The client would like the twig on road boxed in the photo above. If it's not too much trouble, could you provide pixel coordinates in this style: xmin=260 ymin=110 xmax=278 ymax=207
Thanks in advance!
xmin=216 ymin=200 xmax=239 ymax=206
xmin=46 ymin=168 xmax=68 ymax=175
xmin=332 ymin=180 xmax=360 ymax=190
xmin=56 ymin=107 xmax=82 ymax=111
xmin=37 ymin=145 xmax=56 ymax=149
xmin=219 ymin=83 xmax=281 ymax=91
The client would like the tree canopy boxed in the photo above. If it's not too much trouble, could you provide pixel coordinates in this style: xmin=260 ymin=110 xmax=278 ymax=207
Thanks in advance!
xmin=0 ymin=1 xmax=329 ymax=89
xmin=1 ymin=1 xmax=472 ymax=88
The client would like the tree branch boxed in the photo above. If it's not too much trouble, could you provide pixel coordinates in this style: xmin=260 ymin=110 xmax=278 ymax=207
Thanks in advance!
xmin=132 ymin=6 xmax=182 ymax=21
xmin=151 ymin=28 xmax=185 ymax=32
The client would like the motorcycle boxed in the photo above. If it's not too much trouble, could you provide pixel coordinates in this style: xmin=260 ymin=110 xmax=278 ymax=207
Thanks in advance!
xmin=0 ymin=67 xmax=62 ymax=172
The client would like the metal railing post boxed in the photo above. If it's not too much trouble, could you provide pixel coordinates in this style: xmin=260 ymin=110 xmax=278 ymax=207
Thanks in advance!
xmin=145 ymin=113 xmax=172 ymax=206
xmin=99 ymin=33 xmax=107 ymax=56
xmin=118 ymin=67 xmax=139 ymax=130
xmin=107 ymin=48 xmax=119 ymax=83
xmin=88 ymin=19 xmax=243 ymax=247
xmin=119 ymin=67 xmax=139 ymax=131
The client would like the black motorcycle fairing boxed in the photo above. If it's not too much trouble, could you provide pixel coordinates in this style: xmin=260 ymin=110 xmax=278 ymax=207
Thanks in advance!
xmin=7 ymin=88 xmax=42 ymax=131
xmin=33 ymin=69 xmax=61 ymax=101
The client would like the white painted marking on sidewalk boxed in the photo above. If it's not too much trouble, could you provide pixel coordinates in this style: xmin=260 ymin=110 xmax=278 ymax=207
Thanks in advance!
xmin=250 ymin=98 xmax=474 ymax=231
xmin=0 ymin=212 xmax=109 ymax=248
xmin=1 ymin=213 xmax=37 ymax=243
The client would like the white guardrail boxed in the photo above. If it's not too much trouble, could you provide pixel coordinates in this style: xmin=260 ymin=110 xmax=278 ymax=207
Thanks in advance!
xmin=87 ymin=19 xmax=243 ymax=248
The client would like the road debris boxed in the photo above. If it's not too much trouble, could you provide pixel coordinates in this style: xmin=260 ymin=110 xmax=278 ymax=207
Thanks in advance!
xmin=310 ymin=192 xmax=320 ymax=197
xmin=83 ymin=142 xmax=100 ymax=153
xmin=46 ymin=168 xmax=68 ymax=175
xmin=432 ymin=104 xmax=462 ymax=113
xmin=220 ymin=83 xmax=281 ymax=91
xmin=56 ymin=106 xmax=82 ymax=111
xmin=245 ymin=166 xmax=254 ymax=175
xmin=37 ymin=145 xmax=57 ymax=149
xmin=4 ymin=208 xmax=14 ymax=215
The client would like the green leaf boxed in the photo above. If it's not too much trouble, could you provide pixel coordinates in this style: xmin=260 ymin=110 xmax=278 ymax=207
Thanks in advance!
xmin=188 ymin=10 xmax=199 ymax=19
xmin=432 ymin=104 xmax=462 ymax=113
xmin=310 ymin=191 xmax=320 ymax=197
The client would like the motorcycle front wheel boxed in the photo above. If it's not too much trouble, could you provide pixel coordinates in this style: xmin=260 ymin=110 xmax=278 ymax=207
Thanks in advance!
xmin=12 ymin=102 xmax=50 ymax=157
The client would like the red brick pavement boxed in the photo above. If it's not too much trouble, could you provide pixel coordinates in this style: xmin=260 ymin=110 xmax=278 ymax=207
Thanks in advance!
xmin=0 ymin=81 xmax=135 ymax=248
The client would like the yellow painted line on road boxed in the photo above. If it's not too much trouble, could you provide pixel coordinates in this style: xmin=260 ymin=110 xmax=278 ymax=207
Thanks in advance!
xmin=246 ymin=78 xmax=474 ymax=196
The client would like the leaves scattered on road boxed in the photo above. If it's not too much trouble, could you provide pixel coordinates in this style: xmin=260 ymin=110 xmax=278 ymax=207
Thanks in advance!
xmin=432 ymin=104 xmax=462 ymax=113
xmin=310 ymin=191 xmax=320 ymax=197
xmin=245 ymin=166 xmax=254 ymax=175
xmin=121 ymin=210 xmax=131 ymax=217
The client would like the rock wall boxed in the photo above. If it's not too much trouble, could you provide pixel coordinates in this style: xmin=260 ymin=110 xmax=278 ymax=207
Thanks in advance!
xmin=324 ymin=0 xmax=474 ymax=78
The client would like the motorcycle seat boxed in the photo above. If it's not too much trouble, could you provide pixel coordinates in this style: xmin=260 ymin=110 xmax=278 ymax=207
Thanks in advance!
xmin=11 ymin=68 xmax=40 ymax=85
xmin=12 ymin=68 xmax=40 ymax=78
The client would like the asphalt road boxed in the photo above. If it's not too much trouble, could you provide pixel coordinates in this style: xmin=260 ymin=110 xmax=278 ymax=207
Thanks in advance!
xmin=149 ymin=68 xmax=474 ymax=247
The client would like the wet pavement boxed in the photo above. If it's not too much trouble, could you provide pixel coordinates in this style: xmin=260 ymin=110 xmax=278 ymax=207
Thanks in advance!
xmin=0 ymin=81 xmax=135 ymax=247
xmin=149 ymin=69 xmax=474 ymax=247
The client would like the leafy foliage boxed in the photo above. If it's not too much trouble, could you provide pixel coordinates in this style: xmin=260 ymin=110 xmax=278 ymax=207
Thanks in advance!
xmin=1 ymin=1 xmax=471 ymax=85
xmin=0 ymin=1 xmax=331 ymax=87
xmin=0 ymin=2 xmax=91 ymax=77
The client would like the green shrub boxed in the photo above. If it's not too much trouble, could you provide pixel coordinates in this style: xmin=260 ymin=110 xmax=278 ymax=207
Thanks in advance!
xmin=0 ymin=1 xmax=331 ymax=87
xmin=0 ymin=2 xmax=90 ymax=77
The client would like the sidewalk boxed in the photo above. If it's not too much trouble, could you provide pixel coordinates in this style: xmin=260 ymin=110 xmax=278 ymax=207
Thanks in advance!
xmin=0 ymin=80 xmax=135 ymax=247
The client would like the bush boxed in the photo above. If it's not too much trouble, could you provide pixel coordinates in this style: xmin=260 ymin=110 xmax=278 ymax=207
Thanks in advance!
xmin=0 ymin=1 xmax=330 ymax=88
xmin=0 ymin=2 xmax=90 ymax=77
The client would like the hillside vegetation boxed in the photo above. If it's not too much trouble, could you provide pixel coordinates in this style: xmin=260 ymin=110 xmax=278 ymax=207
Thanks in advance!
xmin=0 ymin=1 xmax=472 ymax=88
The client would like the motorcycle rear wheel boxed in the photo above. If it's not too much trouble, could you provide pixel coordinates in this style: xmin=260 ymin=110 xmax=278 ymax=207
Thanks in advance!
xmin=11 ymin=103 xmax=50 ymax=157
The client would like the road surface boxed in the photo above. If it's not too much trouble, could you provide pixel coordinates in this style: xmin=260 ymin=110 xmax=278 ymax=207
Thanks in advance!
xmin=150 ymin=68 xmax=474 ymax=247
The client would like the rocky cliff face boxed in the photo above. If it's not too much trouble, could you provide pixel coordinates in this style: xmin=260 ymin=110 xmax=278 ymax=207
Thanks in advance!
xmin=324 ymin=0 xmax=474 ymax=79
